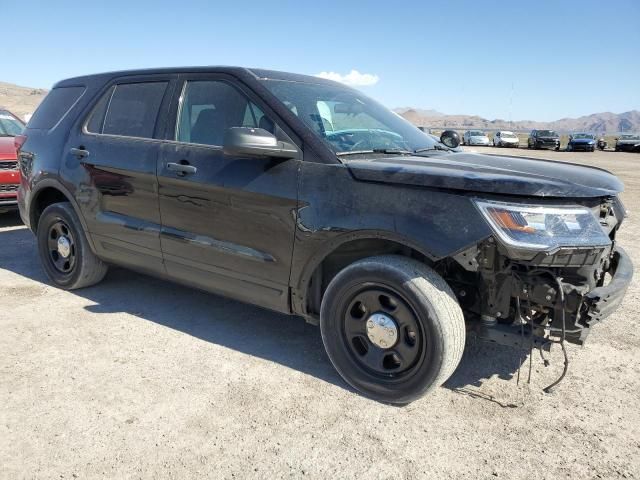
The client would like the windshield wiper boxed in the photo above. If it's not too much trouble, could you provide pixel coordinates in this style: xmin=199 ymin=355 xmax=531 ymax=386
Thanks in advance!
xmin=337 ymin=148 xmax=413 ymax=157
xmin=414 ymin=144 xmax=452 ymax=154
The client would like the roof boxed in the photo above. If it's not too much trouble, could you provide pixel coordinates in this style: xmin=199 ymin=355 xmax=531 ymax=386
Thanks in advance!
xmin=54 ymin=66 xmax=341 ymax=88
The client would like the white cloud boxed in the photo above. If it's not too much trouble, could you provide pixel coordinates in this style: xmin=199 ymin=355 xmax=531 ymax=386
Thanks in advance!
xmin=315 ymin=70 xmax=379 ymax=87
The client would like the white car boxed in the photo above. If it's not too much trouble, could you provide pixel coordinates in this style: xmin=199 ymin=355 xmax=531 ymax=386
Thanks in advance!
xmin=463 ymin=130 xmax=490 ymax=146
xmin=493 ymin=131 xmax=520 ymax=148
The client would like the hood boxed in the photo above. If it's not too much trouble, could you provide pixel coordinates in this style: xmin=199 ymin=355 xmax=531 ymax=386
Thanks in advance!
xmin=618 ymin=139 xmax=640 ymax=145
xmin=570 ymin=138 xmax=595 ymax=144
xmin=0 ymin=137 xmax=17 ymax=160
xmin=345 ymin=152 xmax=623 ymax=198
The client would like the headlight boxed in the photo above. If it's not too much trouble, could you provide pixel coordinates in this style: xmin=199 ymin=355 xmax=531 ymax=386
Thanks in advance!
xmin=474 ymin=199 xmax=611 ymax=251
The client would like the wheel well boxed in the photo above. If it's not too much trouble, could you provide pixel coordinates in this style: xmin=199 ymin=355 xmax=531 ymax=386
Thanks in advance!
xmin=31 ymin=187 xmax=69 ymax=232
xmin=305 ymin=238 xmax=429 ymax=317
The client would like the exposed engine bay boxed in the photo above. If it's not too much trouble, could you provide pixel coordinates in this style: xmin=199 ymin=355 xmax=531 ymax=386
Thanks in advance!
xmin=440 ymin=195 xmax=633 ymax=390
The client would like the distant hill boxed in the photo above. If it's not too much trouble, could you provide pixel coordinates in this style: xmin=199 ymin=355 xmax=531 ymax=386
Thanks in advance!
xmin=394 ymin=108 xmax=640 ymax=134
xmin=0 ymin=81 xmax=47 ymax=120
xmin=394 ymin=107 xmax=444 ymax=118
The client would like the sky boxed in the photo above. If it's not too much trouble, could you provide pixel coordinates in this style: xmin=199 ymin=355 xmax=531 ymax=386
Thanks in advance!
xmin=4 ymin=0 xmax=639 ymax=121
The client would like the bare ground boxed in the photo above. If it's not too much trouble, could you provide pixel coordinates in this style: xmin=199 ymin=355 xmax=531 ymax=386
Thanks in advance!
xmin=1 ymin=147 xmax=639 ymax=479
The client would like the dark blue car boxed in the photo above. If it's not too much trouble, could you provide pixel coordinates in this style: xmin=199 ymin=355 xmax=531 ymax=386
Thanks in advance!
xmin=567 ymin=133 xmax=596 ymax=152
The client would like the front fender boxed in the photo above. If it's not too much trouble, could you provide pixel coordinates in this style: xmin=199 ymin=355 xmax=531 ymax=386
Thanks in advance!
xmin=289 ymin=162 xmax=492 ymax=313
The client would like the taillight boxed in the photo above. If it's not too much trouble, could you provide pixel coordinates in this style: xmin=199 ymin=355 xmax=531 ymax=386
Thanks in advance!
xmin=14 ymin=134 xmax=27 ymax=156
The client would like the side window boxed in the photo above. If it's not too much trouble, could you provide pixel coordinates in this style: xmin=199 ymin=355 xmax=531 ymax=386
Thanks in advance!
xmin=242 ymin=102 xmax=273 ymax=132
xmin=87 ymin=82 xmax=168 ymax=138
xmin=86 ymin=86 xmax=114 ymax=134
xmin=176 ymin=80 xmax=274 ymax=147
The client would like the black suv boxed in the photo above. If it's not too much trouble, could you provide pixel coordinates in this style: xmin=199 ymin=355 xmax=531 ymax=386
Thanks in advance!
xmin=17 ymin=68 xmax=632 ymax=403
xmin=528 ymin=129 xmax=561 ymax=150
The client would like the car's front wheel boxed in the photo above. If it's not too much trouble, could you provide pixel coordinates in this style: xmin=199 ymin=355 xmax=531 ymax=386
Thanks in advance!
xmin=37 ymin=202 xmax=108 ymax=290
xmin=320 ymin=255 xmax=465 ymax=404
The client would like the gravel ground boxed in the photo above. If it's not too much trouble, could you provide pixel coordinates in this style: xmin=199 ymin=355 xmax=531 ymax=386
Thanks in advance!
xmin=1 ymin=147 xmax=639 ymax=479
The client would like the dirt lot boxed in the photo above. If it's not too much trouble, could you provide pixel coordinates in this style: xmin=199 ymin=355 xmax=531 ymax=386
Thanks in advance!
xmin=1 ymin=147 xmax=639 ymax=479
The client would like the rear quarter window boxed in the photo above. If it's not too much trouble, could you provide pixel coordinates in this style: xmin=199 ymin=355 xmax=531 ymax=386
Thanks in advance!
xmin=28 ymin=86 xmax=85 ymax=130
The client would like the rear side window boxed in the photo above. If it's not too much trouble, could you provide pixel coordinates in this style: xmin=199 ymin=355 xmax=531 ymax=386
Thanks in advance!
xmin=87 ymin=82 xmax=167 ymax=139
xmin=28 ymin=86 xmax=85 ymax=130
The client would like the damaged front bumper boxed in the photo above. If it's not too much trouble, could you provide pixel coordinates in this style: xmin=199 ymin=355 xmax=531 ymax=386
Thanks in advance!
xmin=468 ymin=245 xmax=633 ymax=348
xmin=581 ymin=246 xmax=633 ymax=332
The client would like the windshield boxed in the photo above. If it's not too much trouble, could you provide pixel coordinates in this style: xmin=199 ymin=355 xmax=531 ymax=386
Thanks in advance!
xmin=620 ymin=134 xmax=640 ymax=140
xmin=572 ymin=133 xmax=594 ymax=139
xmin=0 ymin=111 xmax=24 ymax=137
xmin=469 ymin=131 xmax=485 ymax=137
xmin=537 ymin=130 xmax=558 ymax=137
xmin=501 ymin=132 xmax=517 ymax=138
xmin=261 ymin=80 xmax=440 ymax=154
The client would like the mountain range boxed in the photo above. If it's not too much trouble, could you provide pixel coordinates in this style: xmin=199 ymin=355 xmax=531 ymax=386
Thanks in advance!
xmin=395 ymin=108 xmax=640 ymax=134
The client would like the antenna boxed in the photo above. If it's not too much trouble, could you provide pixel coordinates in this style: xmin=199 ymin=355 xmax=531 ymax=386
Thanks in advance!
xmin=509 ymin=81 xmax=514 ymax=129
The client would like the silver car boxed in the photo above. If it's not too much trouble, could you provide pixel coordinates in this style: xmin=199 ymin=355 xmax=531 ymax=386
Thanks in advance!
xmin=493 ymin=130 xmax=520 ymax=148
xmin=463 ymin=130 xmax=490 ymax=146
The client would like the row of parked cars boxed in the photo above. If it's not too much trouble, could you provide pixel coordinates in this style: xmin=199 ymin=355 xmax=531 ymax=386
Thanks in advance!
xmin=462 ymin=129 xmax=640 ymax=152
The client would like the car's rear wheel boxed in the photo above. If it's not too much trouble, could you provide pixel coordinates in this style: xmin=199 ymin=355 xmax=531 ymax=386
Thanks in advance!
xmin=37 ymin=202 xmax=108 ymax=290
xmin=320 ymin=255 xmax=465 ymax=404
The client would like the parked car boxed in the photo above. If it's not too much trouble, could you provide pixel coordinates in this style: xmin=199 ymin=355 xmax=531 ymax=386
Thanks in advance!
xmin=0 ymin=109 xmax=24 ymax=214
xmin=566 ymin=133 xmax=596 ymax=152
xmin=615 ymin=134 xmax=640 ymax=152
xmin=17 ymin=67 xmax=632 ymax=403
xmin=493 ymin=131 xmax=519 ymax=148
xmin=463 ymin=130 xmax=490 ymax=146
xmin=528 ymin=129 xmax=560 ymax=150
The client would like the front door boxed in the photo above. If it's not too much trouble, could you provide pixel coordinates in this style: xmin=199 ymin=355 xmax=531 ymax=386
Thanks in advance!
xmin=157 ymin=75 xmax=300 ymax=312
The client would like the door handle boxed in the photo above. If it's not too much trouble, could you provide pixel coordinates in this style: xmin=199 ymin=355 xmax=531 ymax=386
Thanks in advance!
xmin=70 ymin=147 xmax=90 ymax=159
xmin=167 ymin=162 xmax=197 ymax=176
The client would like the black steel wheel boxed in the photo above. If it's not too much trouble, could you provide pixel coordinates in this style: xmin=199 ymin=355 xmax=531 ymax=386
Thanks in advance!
xmin=37 ymin=202 xmax=108 ymax=290
xmin=320 ymin=255 xmax=465 ymax=404
xmin=46 ymin=220 xmax=77 ymax=274
xmin=342 ymin=285 xmax=423 ymax=378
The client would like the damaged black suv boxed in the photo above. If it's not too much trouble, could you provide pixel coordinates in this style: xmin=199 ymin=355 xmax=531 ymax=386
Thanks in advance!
xmin=17 ymin=67 xmax=632 ymax=404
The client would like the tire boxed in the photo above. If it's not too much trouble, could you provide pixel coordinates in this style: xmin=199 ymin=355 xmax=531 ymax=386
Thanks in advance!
xmin=320 ymin=255 xmax=465 ymax=404
xmin=37 ymin=202 xmax=108 ymax=290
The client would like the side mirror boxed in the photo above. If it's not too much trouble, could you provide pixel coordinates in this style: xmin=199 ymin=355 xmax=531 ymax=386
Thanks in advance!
xmin=440 ymin=130 xmax=461 ymax=149
xmin=223 ymin=127 xmax=299 ymax=159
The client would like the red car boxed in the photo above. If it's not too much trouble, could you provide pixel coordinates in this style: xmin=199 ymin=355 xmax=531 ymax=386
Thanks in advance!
xmin=0 ymin=109 xmax=24 ymax=214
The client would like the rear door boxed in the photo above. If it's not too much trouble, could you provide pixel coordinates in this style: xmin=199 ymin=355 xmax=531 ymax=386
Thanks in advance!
xmin=65 ymin=75 xmax=176 ymax=274
xmin=157 ymin=74 xmax=301 ymax=312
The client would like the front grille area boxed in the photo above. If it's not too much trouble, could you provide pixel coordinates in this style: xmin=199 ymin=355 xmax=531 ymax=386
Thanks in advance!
xmin=0 ymin=161 xmax=18 ymax=171
xmin=0 ymin=184 xmax=18 ymax=193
